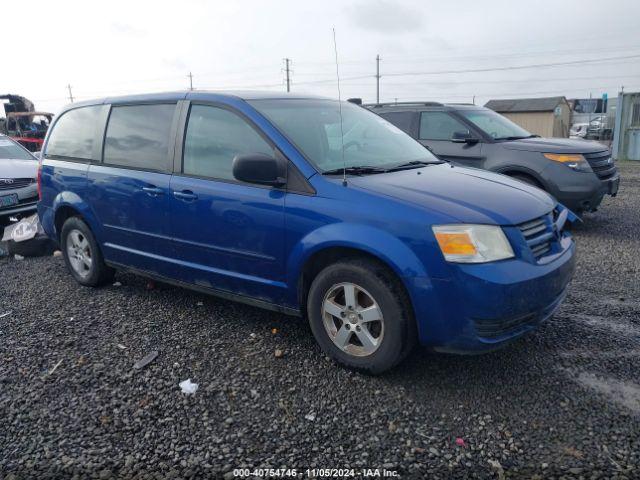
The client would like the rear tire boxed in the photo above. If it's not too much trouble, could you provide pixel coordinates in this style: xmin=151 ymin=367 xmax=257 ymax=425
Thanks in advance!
xmin=61 ymin=217 xmax=114 ymax=287
xmin=307 ymin=258 xmax=416 ymax=374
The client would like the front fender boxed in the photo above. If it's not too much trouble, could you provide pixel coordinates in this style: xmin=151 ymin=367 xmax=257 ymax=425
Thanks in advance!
xmin=285 ymin=223 xmax=429 ymax=303
xmin=492 ymin=165 xmax=550 ymax=191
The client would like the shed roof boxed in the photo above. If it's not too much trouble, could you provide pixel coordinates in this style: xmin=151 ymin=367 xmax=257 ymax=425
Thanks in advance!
xmin=484 ymin=96 xmax=567 ymax=113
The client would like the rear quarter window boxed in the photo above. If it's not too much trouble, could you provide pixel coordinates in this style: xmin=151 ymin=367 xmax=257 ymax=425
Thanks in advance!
xmin=103 ymin=104 xmax=175 ymax=171
xmin=46 ymin=106 xmax=101 ymax=160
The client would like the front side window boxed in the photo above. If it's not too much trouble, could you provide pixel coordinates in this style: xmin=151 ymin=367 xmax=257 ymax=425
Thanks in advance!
xmin=459 ymin=109 xmax=532 ymax=140
xmin=0 ymin=137 xmax=36 ymax=161
xmin=183 ymin=105 xmax=274 ymax=180
xmin=419 ymin=111 xmax=470 ymax=141
xmin=250 ymin=99 xmax=437 ymax=172
xmin=103 ymin=104 xmax=175 ymax=171
xmin=46 ymin=106 xmax=101 ymax=159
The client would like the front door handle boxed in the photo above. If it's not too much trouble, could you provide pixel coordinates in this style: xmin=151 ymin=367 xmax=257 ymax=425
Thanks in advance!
xmin=173 ymin=190 xmax=198 ymax=201
xmin=142 ymin=186 xmax=164 ymax=196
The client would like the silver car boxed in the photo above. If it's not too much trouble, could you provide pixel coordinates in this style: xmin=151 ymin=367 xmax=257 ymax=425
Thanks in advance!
xmin=0 ymin=134 xmax=39 ymax=226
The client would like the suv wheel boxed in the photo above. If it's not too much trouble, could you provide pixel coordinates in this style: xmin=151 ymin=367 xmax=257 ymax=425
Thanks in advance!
xmin=307 ymin=258 xmax=415 ymax=374
xmin=61 ymin=217 xmax=114 ymax=286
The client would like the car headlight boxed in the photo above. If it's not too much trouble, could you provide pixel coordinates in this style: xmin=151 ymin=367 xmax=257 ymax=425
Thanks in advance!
xmin=432 ymin=224 xmax=514 ymax=263
xmin=543 ymin=153 xmax=592 ymax=172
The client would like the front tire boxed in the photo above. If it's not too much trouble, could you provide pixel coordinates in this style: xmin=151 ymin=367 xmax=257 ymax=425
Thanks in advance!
xmin=61 ymin=217 xmax=114 ymax=287
xmin=510 ymin=173 xmax=543 ymax=189
xmin=307 ymin=258 xmax=416 ymax=374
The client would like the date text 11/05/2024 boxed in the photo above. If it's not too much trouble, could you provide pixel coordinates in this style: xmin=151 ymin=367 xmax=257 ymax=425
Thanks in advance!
xmin=232 ymin=468 xmax=399 ymax=477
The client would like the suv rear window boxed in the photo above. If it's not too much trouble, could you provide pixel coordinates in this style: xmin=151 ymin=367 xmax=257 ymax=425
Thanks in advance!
xmin=378 ymin=112 xmax=414 ymax=134
xmin=103 ymin=104 xmax=175 ymax=171
xmin=46 ymin=106 xmax=101 ymax=160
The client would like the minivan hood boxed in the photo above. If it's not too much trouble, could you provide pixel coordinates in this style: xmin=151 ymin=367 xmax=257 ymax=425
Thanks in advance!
xmin=348 ymin=164 xmax=555 ymax=225
xmin=0 ymin=158 xmax=39 ymax=179
xmin=501 ymin=137 xmax=607 ymax=154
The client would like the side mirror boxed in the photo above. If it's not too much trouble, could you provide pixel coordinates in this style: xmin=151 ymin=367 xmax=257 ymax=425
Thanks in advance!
xmin=232 ymin=153 xmax=286 ymax=187
xmin=451 ymin=131 xmax=479 ymax=144
xmin=32 ymin=151 xmax=41 ymax=160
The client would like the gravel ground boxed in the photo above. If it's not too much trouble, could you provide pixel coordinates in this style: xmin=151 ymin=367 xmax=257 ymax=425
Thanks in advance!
xmin=1 ymin=162 xmax=639 ymax=480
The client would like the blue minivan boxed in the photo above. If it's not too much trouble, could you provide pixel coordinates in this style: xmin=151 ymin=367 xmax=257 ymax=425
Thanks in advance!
xmin=38 ymin=91 xmax=576 ymax=373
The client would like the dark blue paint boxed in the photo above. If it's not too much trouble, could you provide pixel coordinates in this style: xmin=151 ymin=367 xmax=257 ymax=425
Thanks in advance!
xmin=38 ymin=91 xmax=576 ymax=352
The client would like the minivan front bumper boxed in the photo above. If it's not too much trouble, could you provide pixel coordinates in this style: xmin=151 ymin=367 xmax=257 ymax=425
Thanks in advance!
xmin=409 ymin=234 xmax=575 ymax=352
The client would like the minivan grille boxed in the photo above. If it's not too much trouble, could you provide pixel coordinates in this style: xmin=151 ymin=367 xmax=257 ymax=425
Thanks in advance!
xmin=518 ymin=212 xmax=555 ymax=259
xmin=0 ymin=178 xmax=33 ymax=190
xmin=584 ymin=150 xmax=617 ymax=180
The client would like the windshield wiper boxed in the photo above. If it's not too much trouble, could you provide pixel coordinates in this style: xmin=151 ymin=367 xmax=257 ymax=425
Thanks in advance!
xmin=494 ymin=134 xmax=540 ymax=141
xmin=322 ymin=165 xmax=388 ymax=176
xmin=386 ymin=160 xmax=444 ymax=172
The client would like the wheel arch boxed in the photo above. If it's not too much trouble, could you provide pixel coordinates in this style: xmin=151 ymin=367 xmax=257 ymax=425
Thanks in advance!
xmin=492 ymin=166 xmax=548 ymax=190
xmin=51 ymin=192 xmax=101 ymax=241
xmin=288 ymin=224 xmax=428 ymax=316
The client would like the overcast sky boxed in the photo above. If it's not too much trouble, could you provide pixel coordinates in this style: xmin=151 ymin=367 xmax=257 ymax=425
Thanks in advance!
xmin=5 ymin=0 xmax=640 ymax=114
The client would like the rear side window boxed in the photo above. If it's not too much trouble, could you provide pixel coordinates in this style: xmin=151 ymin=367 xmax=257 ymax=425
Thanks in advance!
xmin=103 ymin=104 xmax=175 ymax=171
xmin=379 ymin=111 xmax=414 ymax=134
xmin=46 ymin=106 xmax=101 ymax=159
xmin=183 ymin=105 xmax=274 ymax=181
xmin=419 ymin=111 xmax=470 ymax=141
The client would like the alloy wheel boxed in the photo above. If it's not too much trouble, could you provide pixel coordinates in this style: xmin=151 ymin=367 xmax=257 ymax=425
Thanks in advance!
xmin=66 ymin=229 xmax=93 ymax=278
xmin=322 ymin=282 xmax=384 ymax=357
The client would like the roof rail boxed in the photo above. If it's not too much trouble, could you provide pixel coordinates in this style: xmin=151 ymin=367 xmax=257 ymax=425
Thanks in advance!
xmin=364 ymin=101 xmax=444 ymax=108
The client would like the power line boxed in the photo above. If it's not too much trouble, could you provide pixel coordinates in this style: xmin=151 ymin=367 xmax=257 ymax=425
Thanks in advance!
xmin=382 ymin=44 xmax=640 ymax=64
xmin=384 ymin=54 xmax=640 ymax=78
xmin=378 ymin=72 xmax=640 ymax=87
xmin=387 ymin=83 xmax=640 ymax=101
xmin=293 ymin=38 xmax=640 ymax=67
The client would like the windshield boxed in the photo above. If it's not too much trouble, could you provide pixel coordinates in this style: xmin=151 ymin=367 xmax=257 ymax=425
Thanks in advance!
xmin=458 ymin=109 xmax=532 ymax=140
xmin=249 ymin=99 xmax=439 ymax=172
xmin=0 ymin=136 xmax=36 ymax=160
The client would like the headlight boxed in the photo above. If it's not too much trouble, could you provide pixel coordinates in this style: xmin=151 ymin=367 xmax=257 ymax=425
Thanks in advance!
xmin=543 ymin=153 xmax=592 ymax=172
xmin=432 ymin=224 xmax=514 ymax=263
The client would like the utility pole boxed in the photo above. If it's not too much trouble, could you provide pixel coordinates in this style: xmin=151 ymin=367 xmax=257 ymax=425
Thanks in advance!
xmin=284 ymin=58 xmax=291 ymax=92
xmin=375 ymin=54 xmax=381 ymax=104
xmin=188 ymin=72 xmax=194 ymax=91
xmin=472 ymin=95 xmax=476 ymax=105
xmin=67 ymin=84 xmax=74 ymax=103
